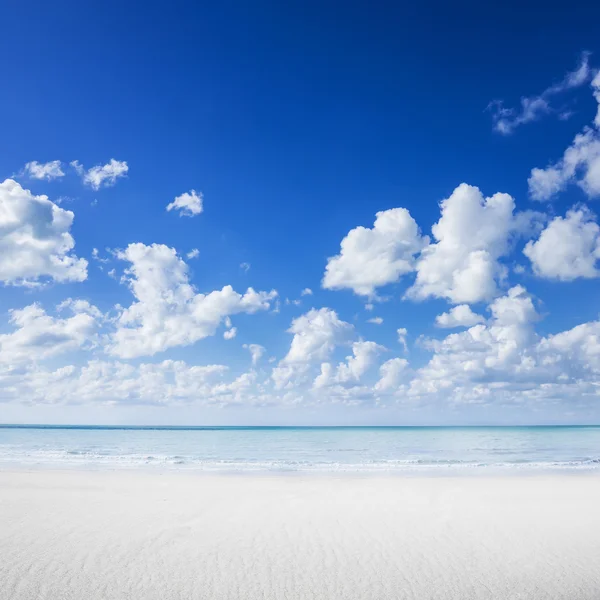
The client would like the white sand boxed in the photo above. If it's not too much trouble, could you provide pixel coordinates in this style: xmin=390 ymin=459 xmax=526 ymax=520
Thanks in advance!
xmin=1 ymin=471 xmax=600 ymax=599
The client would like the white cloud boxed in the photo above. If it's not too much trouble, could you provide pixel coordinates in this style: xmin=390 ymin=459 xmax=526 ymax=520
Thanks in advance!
xmin=314 ymin=341 xmax=384 ymax=388
xmin=436 ymin=305 xmax=485 ymax=328
xmin=272 ymin=308 xmax=353 ymax=389
xmin=107 ymin=243 xmax=277 ymax=358
xmin=489 ymin=52 xmax=591 ymax=135
xmin=240 ymin=262 xmax=251 ymax=272
xmin=0 ymin=302 xmax=99 ymax=365
xmin=23 ymin=160 xmax=65 ymax=181
xmin=56 ymin=298 xmax=103 ymax=319
xmin=410 ymin=286 xmax=540 ymax=398
xmin=7 ymin=359 xmax=230 ymax=406
xmin=4 ymin=285 xmax=600 ymax=412
xmin=406 ymin=183 xmax=521 ymax=304
xmin=301 ymin=288 xmax=313 ymax=296
xmin=524 ymin=207 xmax=600 ymax=280
xmin=374 ymin=358 xmax=409 ymax=392
xmin=186 ymin=248 xmax=200 ymax=259
xmin=223 ymin=327 xmax=237 ymax=340
xmin=367 ymin=317 xmax=383 ymax=325
xmin=0 ymin=179 xmax=87 ymax=285
xmin=72 ymin=159 xmax=129 ymax=190
xmin=323 ymin=207 xmax=428 ymax=297
xmin=528 ymin=72 xmax=600 ymax=201
xmin=166 ymin=190 xmax=203 ymax=217
xmin=402 ymin=284 xmax=600 ymax=406
xmin=91 ymin=248 xmax=109 ymax=264
xmin=243 ymin=343 xmax=266 ymax=365
xmin=282 ymin=308 xmax=353 ymax=364
xmin=397 ymin=328 xmax=408 ymax=353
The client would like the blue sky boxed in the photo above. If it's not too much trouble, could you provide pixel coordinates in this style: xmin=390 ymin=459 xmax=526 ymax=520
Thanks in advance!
xmin=2 ymin=1 xmax=600 ymax=424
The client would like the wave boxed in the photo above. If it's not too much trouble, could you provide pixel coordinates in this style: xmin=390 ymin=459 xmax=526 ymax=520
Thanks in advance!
xmin=2 ymin=450 xmax=600 ymax=473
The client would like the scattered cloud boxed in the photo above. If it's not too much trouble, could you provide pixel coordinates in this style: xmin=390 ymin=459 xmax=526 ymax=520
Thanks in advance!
xmin=186 ymin=248 xmax=200 ymax=259
xmin=435 ymin=305 xmax=485 ymax=328
xmin=223 ymin=327 xmax=237 ymax=340
xmin=374 ymin=358 xmax=409 ymax=392
xmin=314 ymin=341 xmax=384 ymax=388
xmin=107 ymin=243 xmax=277 ymax=358
xmin=71 ymin=159 xmax=129 ymax=190
xmin=406 ymin=183 xmax=526 ymax=304
xmin=528 ymin=72 xmax=600 ymax=201
xmin=0 ymin=302 xmax=99 ymax=364
xmin=367 ymin=317 xmax=383 ymax=325
xmin=489 ymin=52 xmax=591 ymax=135
xmin=301 ymin=288 xmax=313 ymax=296
xmin=23 ymin=160 xmax=65 ymax=181
xmin=524 ymin=207 xmax=600 ymax=280
xmin=240 ymin=262 xmax=251 ymax=272
xmin=272 ymin=308 xmax=353 ymax=389
xmin=166 ymin=190 xmax=203 ymax=217
xmin=323 ymin=207 xmax=428 ymax=297
xmin=91 ymin=248 xmax=110 ymax=264
xmin=0 ymin=179 xmax=87 ymax=286
xmin=397 ymin=328 xmax=408 ymax=353
xmin=243 ymin=343 xmax=266 ymax=365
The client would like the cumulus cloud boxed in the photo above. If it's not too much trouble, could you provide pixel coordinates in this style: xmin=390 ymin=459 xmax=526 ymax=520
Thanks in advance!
xmin=223 ymin=327 xmax=237 ymax=340
xmin=374 ymin=358 xmax=409 ymax=392
xmin=410 ymin=286 xmax=540 ymax=398
xmin=56 ymin=298 xmax=103 ymax=319
xmin=0 ymin=179 xmax=87 ymax=285
xmin=166 ymin=190 xmax=204 ymax=217
xmin=71 ymin=159 xmax=128 ymax=190
xmin=282 ymin=308 xmax=353 ymax=364
xmin=272 ymin=308 xmax=353 ymax=389
xmin=367 ymin=317 xmax=383 ymax=325
xmin=528 ymin=72 xmax=600 ymax=201
xmin=397 ymin=328 xmax=408 ymax=353
xmin=400 ymin=283 xmax=600 ymax=406
xmin=0 ymin=302 xmax=99 ymax=365
xmin=436 ymin=305 xmax=485 ymax=328
xmin=23 ymin=160 xmax=65 ymax=181
xmin=322 ymin=207 xmax=428 ymax=297
xmin=524 ymin=207 xmax=600 ymax=280
xmin=5 ymin=359 xmax=230 ymax=406
xmin=301 ymin=288 xmax=313 ymax=296
xmin=243 ymin=343 xmax=266 ymax=365
xmin=406 ymin=183 xmax=523 ymax=304
xmin=4 ymin=286 xmax=600 ymax=411
xmin=314 ymin=340 xmax=384 ymax=388
xmin=107 ymin=243 xmax=277 ymax=358
xmin=186 ymin=248 xmax=200 ymax=259
xmin=489 ymin=52 xmax=591 ymax=135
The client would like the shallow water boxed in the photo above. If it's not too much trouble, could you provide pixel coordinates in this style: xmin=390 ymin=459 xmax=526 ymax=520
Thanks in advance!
xmin=1 ymin=425 xmax=600 ymax=473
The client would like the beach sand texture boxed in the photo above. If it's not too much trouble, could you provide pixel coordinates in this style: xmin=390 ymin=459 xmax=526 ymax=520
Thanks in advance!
xmin=1 ymin=471 xmax=600 ymax=599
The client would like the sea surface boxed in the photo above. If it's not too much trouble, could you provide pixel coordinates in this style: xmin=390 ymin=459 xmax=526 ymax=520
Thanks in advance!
xmin=1 ymin=425 xmax=599 ymax=473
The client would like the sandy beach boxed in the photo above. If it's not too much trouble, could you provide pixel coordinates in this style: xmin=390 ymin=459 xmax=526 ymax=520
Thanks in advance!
xmin=1 ymin=471 xmax=599 ymax=599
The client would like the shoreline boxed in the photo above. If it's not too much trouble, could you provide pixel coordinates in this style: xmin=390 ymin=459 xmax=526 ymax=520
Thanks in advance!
xmin=2 ymin=461 xmax=600 ymax=478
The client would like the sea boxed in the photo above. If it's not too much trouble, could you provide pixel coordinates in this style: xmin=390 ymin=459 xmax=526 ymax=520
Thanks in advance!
xmin=1 ymin=425 xmax=600 ymax=474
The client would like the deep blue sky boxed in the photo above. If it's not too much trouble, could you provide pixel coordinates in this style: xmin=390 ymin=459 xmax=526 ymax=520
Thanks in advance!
xmin=1 ymin=0 xmax=600 ymax=424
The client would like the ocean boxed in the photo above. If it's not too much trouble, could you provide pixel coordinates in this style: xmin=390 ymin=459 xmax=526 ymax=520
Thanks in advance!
xmin=1 ymin=425 xmax=600 ymax=473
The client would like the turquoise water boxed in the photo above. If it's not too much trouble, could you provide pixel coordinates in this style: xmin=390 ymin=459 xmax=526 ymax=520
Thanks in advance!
xmin=1 ymin=425 xmax=599 ymax=473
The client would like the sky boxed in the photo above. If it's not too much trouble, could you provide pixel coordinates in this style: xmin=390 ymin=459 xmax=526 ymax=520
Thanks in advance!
xmin=2 ymin=0 xmax=600 ymax=425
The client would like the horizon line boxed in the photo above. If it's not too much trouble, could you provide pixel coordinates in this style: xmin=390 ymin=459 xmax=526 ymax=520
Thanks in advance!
xmin=1 ymin=423 xmax=599 ymax=429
